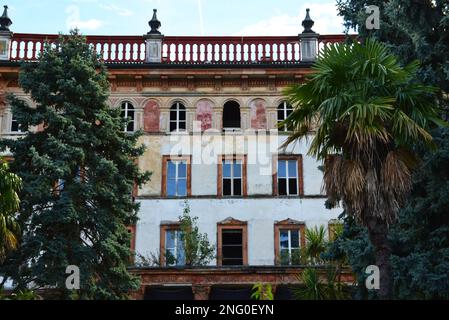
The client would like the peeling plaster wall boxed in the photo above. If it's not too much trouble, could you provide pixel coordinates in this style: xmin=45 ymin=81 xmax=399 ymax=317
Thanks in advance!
xmin=249 ymin=98 xmax=267 ymax=130
xmin=136 ymin=198 xmax=341 ymax=266
xmin=196 ymin=99 xmax=214 ymax=131
xmin=138 ymin=136 xmax=163 ymax=196
xmin=143 ymin=100 xmax=160 ymax=133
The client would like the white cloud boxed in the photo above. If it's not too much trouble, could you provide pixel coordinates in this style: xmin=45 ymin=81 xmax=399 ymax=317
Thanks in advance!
xmin=66 ymin=5 xmax=104 ymax=31
xmin=99 ymin=4 xmax=134 ymax=17
xmin=233 ymin=3 xmax=345 ymax=36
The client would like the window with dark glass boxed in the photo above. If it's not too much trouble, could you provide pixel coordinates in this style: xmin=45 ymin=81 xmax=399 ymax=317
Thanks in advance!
xmin=279 ymin=229 xmax=301 ymax=265
xmin=222 ymin=159 xmax=242 ymax=196
xmin=221 ymin=229 xmax=243 ymax=266
xmin=170 ymin=103 xmax=186 ymax=132
xmin=223 ymin=101 xmax=241 ymax=129
xmin=278 ymin=160 xmax=298 ymax=196
xmin=11 ymin=114 xmax=20 ymax=132
xmin=277 ymin=102 xmax=293 ymax=131
xmin=166 ymin=160 xmax=187 ymax=197
xmin=121 ymin=102 xmax=135 ymax=132
xmin=165 ymin=229 xmax=185 ymax=266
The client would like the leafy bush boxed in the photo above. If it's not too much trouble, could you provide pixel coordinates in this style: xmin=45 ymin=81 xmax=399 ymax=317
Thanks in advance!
xmin=251 ymin=283 xmax=274 ymax=301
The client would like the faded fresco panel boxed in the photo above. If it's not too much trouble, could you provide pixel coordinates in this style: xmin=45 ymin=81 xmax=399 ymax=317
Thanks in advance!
xmin=196 ymin=99 xmax=213 ymax=131
xmin=143 ymin=100 xmax=160 ymax=132
xmin=250 ymin=99 xmax=267 ymax=129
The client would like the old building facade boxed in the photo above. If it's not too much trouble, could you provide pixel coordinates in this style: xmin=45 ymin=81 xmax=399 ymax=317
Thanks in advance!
xmin=0 ymin=7 xmax=351 ymax=299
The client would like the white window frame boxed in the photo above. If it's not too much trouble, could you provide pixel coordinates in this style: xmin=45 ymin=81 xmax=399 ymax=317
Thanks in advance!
xmin=166 ymin=160 xmax=187 ymax=197
xmin=277 ymin=101 xmax=293 ymax=132
xmin=170 ymin=102 xmax=186 ymax=132
xmin=222 ymin=159 xmax=242 ymax=196
xmin=278 ymin=160 xmax=299 ymax=196
xmin=121 ymin=101 xmax=135 ymax=132
xmin=279 ymin=229 xmax=300 ymax=265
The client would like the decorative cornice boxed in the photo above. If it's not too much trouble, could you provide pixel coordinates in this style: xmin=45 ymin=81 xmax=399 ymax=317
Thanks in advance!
xmin=217 ymin=217 xmax=247 ymax=225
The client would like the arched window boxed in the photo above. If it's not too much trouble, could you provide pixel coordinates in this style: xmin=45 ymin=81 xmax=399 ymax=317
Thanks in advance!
xmin=277 ymin=102 xmax=293 ymax=132
xmin=170 ymin=102 xmax=186 ymax=132
xmin=223 ymin=101 xmax=241 ymax=130
xmin=121 ymin=102 xmax=135 ymax=132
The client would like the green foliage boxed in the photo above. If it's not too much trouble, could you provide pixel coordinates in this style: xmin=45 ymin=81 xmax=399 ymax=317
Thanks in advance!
xmin=280 ymin=248 xmax=302 ymax=266
xmin=331 ymin=223 xmax=344 ymax=240
xmin=293 ymin=268 xmax=327 ymax=300
xmin=283 ymin=39 xmax=442 ymax=224
xmin=305 ymin=226 xmax=328 ymax=264
xmin=292 ymin=267 xmax=352 ymax=300
xmin=179 ymin=201 xmax=215 ymax=267
xmin=292 ymin=227 xmax=353 ymax=300
xmin=336 ymin=0 xmax=449 ymax=117
xmin=323 ymin=214 xmax=377 ymax=299
xmin=165 ymin=249 xmax=177 ymax=266
xmin=135 ymin=251 xmax=177 ymax=267
xmin=0 ymin=30 xmax=150 ymax=300
xmin=251 ymin=283 xmax=274 ymax=301
xmin=329 ymin=1 xmax=449 ymax=299
xmin=283 ymin=38 xmax=445 ymax=298
xmin=0 ymin=288 xmax=42 ymax=300
xmin=0 ymin=160 xmax=22 ymax=262
xmin=325 ymin=128 xmax=449 ymax=299
xmin=390 ymin=127 xmax=449 ymax=299
xmin=284 ymin=38 xmax=441 ymax=162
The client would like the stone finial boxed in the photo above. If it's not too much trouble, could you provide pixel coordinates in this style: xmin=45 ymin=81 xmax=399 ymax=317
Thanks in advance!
xmin=148 ymin=9 xmax=161 ymax=35
xmin=301 ymin=8 xmax=315 ymax=33
xmin=0 ymin=5 xmax=12 ymax=32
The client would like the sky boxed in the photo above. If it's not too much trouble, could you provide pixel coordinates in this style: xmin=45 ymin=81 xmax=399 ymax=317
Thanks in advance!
xmin=5 ymin=0 xmax=346 ymax=36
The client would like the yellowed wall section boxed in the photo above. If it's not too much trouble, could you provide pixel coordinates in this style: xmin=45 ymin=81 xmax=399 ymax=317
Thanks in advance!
xmin=138 ymin=135 xmax=162 ymax=196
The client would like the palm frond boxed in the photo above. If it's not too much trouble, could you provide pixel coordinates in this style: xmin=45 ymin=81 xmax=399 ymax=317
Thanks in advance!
xmin=282 ymin=38 xmax=447 ymax=225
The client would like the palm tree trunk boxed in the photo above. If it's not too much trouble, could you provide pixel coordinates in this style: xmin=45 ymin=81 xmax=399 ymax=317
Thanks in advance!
xmin=366 ymin=216 xmax=392 ymax=299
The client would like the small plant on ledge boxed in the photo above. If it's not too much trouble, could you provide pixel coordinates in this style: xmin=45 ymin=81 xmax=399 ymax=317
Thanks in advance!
xmin=180 ymin=201 xmax=215 ymax=267
xmin=251 ymin=283 xmax=274 ymax=301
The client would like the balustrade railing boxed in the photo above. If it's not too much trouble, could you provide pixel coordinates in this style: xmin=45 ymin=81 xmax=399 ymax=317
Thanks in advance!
xmin=8 ymin=33 xmax=348 ymax=65
xmin=162 ymin=36 xmax=300 ymax=64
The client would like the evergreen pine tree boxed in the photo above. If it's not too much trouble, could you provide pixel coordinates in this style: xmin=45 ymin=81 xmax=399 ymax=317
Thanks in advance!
xmin=389 ymin=127 xmax=449 ymax=299
xmin=0 ymin=30 xmax=150 ymax=299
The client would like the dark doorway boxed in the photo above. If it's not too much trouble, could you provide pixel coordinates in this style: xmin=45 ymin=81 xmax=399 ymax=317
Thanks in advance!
xmin=223 ymin=101 xmax=241 ymax=129
xmin=274 ymin=285 xmax=296 ymax=300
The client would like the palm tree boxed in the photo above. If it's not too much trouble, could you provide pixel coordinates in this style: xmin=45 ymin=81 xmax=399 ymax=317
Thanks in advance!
xmin=305 ymin=226 xmax=327 ymax=264
xmin=292 ymin=267 xmax=351 ymax=300
xmin=293 ymin=268 xmax=327 ymax=300
xmin=0 ymin=159 xmax=22 ymax=263
xmin=282 ymin=39 xmax=446 ymax=299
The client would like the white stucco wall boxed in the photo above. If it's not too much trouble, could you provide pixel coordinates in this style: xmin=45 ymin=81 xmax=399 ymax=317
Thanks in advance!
xmin=191 ymin=163 xmax=217 ymax=196
xmin=138 ymin=134 xmax=325 ymax=197
xmin=135 ymin=131 xmax=333 ymax=266
xmin=135 ymin=198 xmax=341 ymax=266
